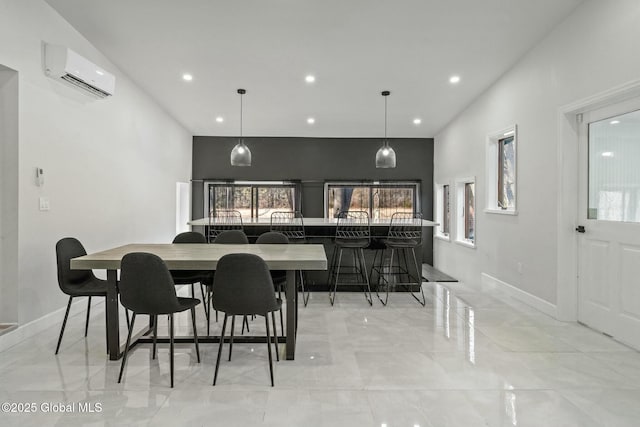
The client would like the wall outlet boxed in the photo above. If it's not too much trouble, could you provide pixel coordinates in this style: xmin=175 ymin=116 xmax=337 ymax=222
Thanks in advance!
xmin=39 ymin=196 xmax=50 ymax=211
xmin=517 ymin=261 xmax=523 ymax=274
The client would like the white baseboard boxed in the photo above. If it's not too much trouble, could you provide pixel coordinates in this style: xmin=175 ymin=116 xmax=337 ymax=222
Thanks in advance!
xmin=0 ymin=284 xmax=194 ymax=353
xmin=481 ymin=273 xmax=557 ymax=318
xmin=0 ymin=297 xmax=95 ymax=353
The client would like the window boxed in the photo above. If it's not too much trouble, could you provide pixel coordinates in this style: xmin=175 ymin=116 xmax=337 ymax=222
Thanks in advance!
xmin=324 ymin=181 xmax=420 ymax=219
xmin=435 ymin=182 xmax=451 ymax=241
xmin=205 ymin=181 xmax=299 ymax=220
xmin=486 ymin=125 xmax=517 ymax=214
xmin=588 ymin=109 xmax=640 ymax=222
xmin=456 ymin=177 xmax=476 ymax=247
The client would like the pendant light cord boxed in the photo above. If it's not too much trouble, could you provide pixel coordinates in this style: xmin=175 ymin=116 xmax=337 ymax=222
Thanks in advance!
xmin=239 ymin=92 xmax=243 ymax=138
xmin=384 ymin=94 xmax=388 ymax=146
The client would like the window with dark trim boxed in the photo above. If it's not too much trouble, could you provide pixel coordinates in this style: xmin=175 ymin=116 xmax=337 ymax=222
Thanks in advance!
xmin=324 ymin=181 xmax=420 ymax=219
xmin=205 ymin=181 xmax=299 ymax=219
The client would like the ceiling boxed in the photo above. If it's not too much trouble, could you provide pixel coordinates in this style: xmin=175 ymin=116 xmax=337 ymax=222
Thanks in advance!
xmin=46 ymin=0 xmax=583 ymax=138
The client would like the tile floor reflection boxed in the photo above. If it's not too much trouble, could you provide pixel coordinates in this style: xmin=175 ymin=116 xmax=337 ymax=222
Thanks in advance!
xmin=0 ymin=280 xmax=639 ymax=426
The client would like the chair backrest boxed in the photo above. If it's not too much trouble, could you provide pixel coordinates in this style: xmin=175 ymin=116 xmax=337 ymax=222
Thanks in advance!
xmin=208 ymin=209 xmax=244 ymax=242
xmin=173 ymin=231 xmax=207 ymax=244
xmin=256 ymin=231 xmax=289 ymax=245
xmin=213 ymin=229 xmax=249 ymax=244
xmin=270 ymin=211 xmax=305 ymax=240
xmin=213 ymin=253 xmax=279 ymax=315
xmin=119 ymin=252 xmax=183 ymax=314
xmin=336 ymin=211 xmax=370 ymax=242
xmin=56 ymin=237 xmax=95 ymax=293
xmin=388 ymin=212 xmax=423 ymax=244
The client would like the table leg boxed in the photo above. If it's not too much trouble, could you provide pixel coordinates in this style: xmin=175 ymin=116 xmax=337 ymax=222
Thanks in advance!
xmin=107 ymin=269 xmax=121 ymax=360
xmin=285 ymin=269 xmax=296 ymax=360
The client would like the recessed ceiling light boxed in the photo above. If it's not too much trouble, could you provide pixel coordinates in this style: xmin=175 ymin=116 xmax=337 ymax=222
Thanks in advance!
xmin=449 ymin=75 xmax=461 ymax=84
xmin=307 ymin=117 xmax=315 ymax=124
xmin=305 ymin=75 xmax=316 ymax=83
xmin=182 ymin=73 xmax=193 ymax=81
xmin=602 ymin=151 xmax=614 ymax=157
xmin=215 ymin=116 xmax=224 ymax=123
xmin=413 ymin=118 xmax=422 ymax=125
xmin=610 ymin=120 xmax=620 ymax=125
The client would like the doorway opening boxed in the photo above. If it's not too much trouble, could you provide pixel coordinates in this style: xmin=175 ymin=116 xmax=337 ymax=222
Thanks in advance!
xmin=0 ymin=65 xmax=19 ymax=332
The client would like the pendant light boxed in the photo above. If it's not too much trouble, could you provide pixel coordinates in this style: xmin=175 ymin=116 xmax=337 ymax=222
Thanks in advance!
xmin=375 ymin=90 xmax=396 ymax=168
xmin=230 ymin=88 xmax=251 ymax=166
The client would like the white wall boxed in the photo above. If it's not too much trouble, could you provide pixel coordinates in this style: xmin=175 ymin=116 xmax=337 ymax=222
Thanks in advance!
xmin=0 ymin=0 xmax=192 ymax=326
xmin=434 ymin=0 xmax=640 ymax=305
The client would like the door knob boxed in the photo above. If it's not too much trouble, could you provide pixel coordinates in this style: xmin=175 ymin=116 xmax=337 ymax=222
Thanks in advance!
xmin=575 ymin=225 xmax=586 ymax=233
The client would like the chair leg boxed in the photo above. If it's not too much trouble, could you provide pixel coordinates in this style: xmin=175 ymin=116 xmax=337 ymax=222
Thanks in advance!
xmin=200 ymin=283 xmax=209 ymax=320
xmin=377 ymin=248 xmax=394 ymax=306
xmin=125 ymin=307 xmax=130 ymax=329
xmin=190 ymin=283 xmax=195 ymax=298
xmin=241 ymin=315 xmax=250 ymax=334
xmin=118 ymin=313 xmax=137 ymax=383
xmin=299 ymin=270 xmax=310 ymax=307
xmin=271 ymin=311 xmax=279 ymax=362
xmin=152 ymin=315 xmax=158 ymax=360
xmin=228 ymin=315 xmax=236 ymax=361
xmin=279 ymin=308 xmax=284 ymax=342
xmin=84 ymin=296 xmax=92 ymax=337
xmin=359 ymin=248 xmax=373 ymax=305
xmin=55 ymin=297 xmax=73 ymax=354
xmin=191 ymin=307 xmax=201 ymax=363
xmin=329 ymin=248 xmax=343 ymax=306
xmin=105 ymin=298 xmax=109 ymax=355
xmin=169 ymin=313 xmax=175 ymax=388
xmin=213 ymin=313 xmax=228 ymax=386
xmin=207 ymin=289 xmax=212 ymax=336
xmin=264 ymin=315 xmax=274 ymax=387
xmin=410 ymin=248 xmax=426 ymax=306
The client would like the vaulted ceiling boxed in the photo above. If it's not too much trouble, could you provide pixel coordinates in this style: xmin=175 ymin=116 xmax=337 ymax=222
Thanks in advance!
xmin=46 ymin=0 xmax=583 ymax=138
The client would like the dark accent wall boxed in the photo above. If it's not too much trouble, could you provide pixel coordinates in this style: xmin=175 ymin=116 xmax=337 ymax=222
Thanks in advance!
xmin=192 ymin=136 xmax=434 ymax=263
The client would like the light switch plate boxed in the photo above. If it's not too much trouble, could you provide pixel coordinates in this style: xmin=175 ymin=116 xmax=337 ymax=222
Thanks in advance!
xmin=39 ymin=197 xmax=50 ymax=211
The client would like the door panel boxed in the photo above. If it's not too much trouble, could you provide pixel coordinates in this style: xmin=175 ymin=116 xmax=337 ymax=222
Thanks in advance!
xmin=578 ymin=238 xmax=613 ymax=333
xmin=619 ymin=244 xmax=640 ymax=320
xmin=578 ymin=96 xmax=640 ymax=349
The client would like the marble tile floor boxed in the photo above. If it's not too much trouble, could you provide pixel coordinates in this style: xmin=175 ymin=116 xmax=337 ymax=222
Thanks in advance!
xmin=0 ymin=281 xmax=639 ymax=426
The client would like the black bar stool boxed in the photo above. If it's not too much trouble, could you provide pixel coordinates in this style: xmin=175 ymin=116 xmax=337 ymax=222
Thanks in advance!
xmin=208 ymin=209 xmax=244 ymax=243
xmin=373 ymin=212 xmax=426 ymax=306
xmin=328 ymin=211 xmax=373 ymax=306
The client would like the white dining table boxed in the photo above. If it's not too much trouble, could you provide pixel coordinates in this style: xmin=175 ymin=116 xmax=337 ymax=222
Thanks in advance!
xmin=71 ymin=243 xmax=328 ymax=360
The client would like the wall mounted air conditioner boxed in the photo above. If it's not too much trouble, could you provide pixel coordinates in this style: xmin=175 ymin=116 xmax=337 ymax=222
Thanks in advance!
xmin=44 ymin=44 xmax=115 ymax=98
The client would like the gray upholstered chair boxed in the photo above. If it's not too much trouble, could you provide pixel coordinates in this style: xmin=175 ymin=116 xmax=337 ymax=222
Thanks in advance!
xmin=213 ymin=229 xmax=249 ymax=244
xmin=55 ymin=237 xmax=108 ymax=354
xmin=255 ymin=231 xmax=287 ymax=340
xmin=211 ymin=229 xmax=251 ymax=334
xmin=212 ymin=253 xmax=281 ymax=387
xmin=270 ymin=211 xmax=310 ymax=306
xmin=170 ymin=231 xmax=213 ymax=325
xmin=118 ymin=252 xmax=201 ymax=388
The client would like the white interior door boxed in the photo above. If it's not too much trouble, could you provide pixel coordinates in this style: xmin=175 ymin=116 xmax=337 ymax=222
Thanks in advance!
xmin=577 ymin=97 xmax=640 ymax=349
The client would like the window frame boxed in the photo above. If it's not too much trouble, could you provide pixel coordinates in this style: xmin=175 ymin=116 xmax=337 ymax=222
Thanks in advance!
xmin=434 ymin=181 xmax=451 ymax=241
xmin=455 ymin=176 xmax=476 ymax=248
xmin=203 ymin=180 xmax=300 ymax=220
xmin=323 ymin=181 xmax=421 ymax=219
xmin=485 ymin=124 xmax=518 ymax=215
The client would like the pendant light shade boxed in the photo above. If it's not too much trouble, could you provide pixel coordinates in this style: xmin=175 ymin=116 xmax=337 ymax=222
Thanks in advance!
xmin=230 ymin=88 xmax=251 ymax=167
xmin=376 ymin=90 xmax=396 ymax=168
